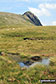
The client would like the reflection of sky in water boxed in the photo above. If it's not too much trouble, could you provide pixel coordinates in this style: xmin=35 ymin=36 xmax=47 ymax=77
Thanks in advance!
xmin=19 ymin=62 xmax=29 ymax=68
xmin=19 ymin=62 xmax=25 ymax=67
xmin=19 ymin=58 xmax=50 ymax=68
xmin=42 ymin=58 xmax=50 ymax=65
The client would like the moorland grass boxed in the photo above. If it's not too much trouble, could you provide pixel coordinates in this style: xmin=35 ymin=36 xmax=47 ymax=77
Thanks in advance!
xmin=0 ymin=26 xmax=56 ymax=84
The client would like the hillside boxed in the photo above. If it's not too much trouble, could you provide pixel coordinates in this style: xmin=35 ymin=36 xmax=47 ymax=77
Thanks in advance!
xmin=23 ymin=11 xmax=42 ymax=26
xmin=0 ymin=11 xmax=42 ymax=28
xmin=0 ymin=26 xmax=56 ymax=84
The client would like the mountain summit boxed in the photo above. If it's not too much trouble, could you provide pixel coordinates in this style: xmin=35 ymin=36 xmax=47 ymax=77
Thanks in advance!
xmin=23 ymin=11 xmax=42 ymax=26
xmin=0 ymin=11 xmax=42 ymax=28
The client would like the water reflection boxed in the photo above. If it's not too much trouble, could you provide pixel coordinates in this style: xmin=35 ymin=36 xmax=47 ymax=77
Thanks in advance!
xmin=19 ymin=58 xmax=50 ymax=68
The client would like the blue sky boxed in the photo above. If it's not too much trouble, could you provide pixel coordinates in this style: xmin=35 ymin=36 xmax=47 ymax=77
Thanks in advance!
xmin=0 ymin=0 xmax=56 ymax=26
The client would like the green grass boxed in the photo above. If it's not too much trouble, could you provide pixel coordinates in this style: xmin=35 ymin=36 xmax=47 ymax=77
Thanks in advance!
xmin=0 ymin=12 xmax=34 ymax=28
xmin=0 ymin=11 xmax=42 ymax=28
xmin=0 ymin=26 xmax=56 ymax=56
xmin=0 ymin=26 xmax=56 ymax=84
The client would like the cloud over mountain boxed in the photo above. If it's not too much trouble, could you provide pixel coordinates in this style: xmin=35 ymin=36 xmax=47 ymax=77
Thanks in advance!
xmin=29 ymin=3 xmax=56 ymax=17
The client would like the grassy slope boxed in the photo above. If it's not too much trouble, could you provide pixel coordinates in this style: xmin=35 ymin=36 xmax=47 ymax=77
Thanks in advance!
xmin=0 ymin=12 xmax=33 ymax=28
xmin=0 ymin=26 xmax=56 ymax=55
xmin=0 ymin=26 xmax=56 ymax=84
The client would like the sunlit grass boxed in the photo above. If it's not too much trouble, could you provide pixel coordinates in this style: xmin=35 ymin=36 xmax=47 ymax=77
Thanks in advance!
xmin=0 ymin=26 xmax=56 ymax=84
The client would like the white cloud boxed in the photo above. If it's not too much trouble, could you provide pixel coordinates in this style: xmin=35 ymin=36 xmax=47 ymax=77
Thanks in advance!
xmin=52 ymin=21 xmax=56 ymax=25
xmin=28 ymin=7 xmax=50 ymax=16
xmin=29 ymin=3 xmax=56 ymax=17
xmin=39 ymin=4 xmax=56 ymax=9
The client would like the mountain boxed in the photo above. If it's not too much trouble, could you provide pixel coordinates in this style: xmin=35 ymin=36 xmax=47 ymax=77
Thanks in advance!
xmin=23 ymin=11 xmax=42 ymax=26
xmin=0 ymin=11 xmax=42 ymax=28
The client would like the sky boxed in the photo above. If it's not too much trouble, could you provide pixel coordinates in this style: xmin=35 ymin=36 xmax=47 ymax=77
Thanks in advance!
xmin=0 ymin=0 xmax=56 ymax=26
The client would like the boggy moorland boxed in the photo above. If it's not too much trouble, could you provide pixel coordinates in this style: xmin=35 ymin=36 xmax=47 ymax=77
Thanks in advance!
xmin=0 ymin=26 xmax=56 ymax=84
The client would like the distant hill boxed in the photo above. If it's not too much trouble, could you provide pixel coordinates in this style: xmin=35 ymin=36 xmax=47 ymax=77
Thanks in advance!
xmin=23 ymin=11 xmax=42 ymax=26
xmin=0 ymin=11 xmax=42 ymax=28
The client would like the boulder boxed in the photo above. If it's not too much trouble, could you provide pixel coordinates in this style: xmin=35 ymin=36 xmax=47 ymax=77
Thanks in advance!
xmin=0 ymin=52 xmax=5 ymax=56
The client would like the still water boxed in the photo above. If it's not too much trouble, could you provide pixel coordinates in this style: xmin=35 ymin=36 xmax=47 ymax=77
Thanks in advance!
xmin=19 ymin=58 xmax=50 ymax=68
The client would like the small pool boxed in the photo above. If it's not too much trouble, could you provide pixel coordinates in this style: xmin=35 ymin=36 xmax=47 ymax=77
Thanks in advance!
xmin=18 ymin=58 xmax=50 ymax=68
